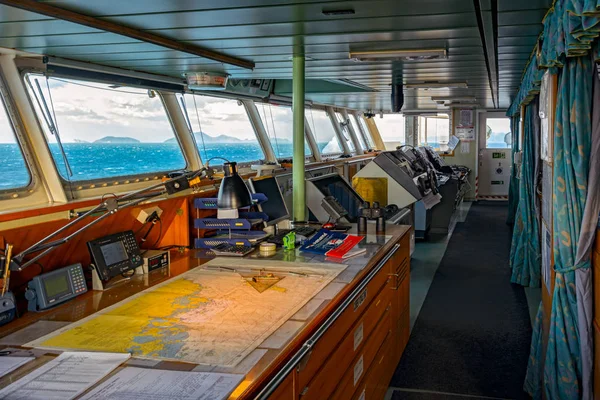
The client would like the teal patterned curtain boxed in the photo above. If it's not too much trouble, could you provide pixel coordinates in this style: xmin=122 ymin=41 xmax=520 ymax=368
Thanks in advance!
xmin=509 ymin=103 xmax=541 ymax=287
xmin=524 ymin=302 xmax=545 ymax=399
xmin=507 ymin=0 xmax=600 ymax=117
xmin=543 ymin=55 xmax=593 ymax=399
xmin=507 ymin=115 xmax=521 ymax=226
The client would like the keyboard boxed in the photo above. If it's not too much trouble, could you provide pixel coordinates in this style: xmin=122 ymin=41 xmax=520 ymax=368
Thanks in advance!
xmin=210 ymin=242 xmax=254 ymax=257
xmin=267 ymin=227 xmax=317 ymax=246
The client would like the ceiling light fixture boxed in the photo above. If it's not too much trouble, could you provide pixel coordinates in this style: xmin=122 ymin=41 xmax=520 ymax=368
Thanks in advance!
xmin=349 ymin=48 xmax=447 ymax=62
xmin=405 ymin=81 xmax=468 ymax=90
xmin=430 ymin=96 xmax=477 ymax=102
xmin=322 ymin=8 xmax=355 ymax=16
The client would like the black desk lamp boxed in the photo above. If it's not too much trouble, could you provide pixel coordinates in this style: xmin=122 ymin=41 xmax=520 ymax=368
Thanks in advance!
xmin=216 ymin=161 xmax=252 ymax=219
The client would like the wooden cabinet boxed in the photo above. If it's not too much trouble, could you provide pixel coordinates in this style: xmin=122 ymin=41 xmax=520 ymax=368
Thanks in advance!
xmin=269 ymin=229 xmax=411 ymax=400
xmin=269 ymin=372 xmax=295 ymax=400
xmin=593 ymin=230 xmax=600 ymax=399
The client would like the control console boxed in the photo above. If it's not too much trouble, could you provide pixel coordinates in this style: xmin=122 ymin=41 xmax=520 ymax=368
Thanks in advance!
xmin=87 ymin=230 xmax=143 ymax=281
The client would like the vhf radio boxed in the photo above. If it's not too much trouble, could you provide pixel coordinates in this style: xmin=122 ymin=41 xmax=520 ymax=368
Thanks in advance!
xmin=87 ymin=230 xmax=143 ymax=281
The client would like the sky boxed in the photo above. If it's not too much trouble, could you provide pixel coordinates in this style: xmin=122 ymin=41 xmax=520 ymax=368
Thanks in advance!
xmin=486 ymin=117 xmax=511 ymax=134
xmin=376 ymin=114 xmax=406 ymax=141
xmin=0 ymin=75 xmax=342 ymax=146
xmin=183 ymin=93 xmax=257 ymax=140
xmin=20 ymin=76 xmax=175 ymax=144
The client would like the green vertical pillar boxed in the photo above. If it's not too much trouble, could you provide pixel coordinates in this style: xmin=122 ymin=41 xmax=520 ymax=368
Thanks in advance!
xmin=292 ymin=54 xmax=306 ymax=221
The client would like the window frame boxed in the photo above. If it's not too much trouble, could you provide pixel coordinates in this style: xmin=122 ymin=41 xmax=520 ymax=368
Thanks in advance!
xmin=307 ymin=106 xmax=345 ymax=157
xmin=22 ymin=69 xmax=191 ymax=188
xmin=352 ymin=112 xmax=376 ymax=150
xmin=179 ymin=91 xmax=270 ymax=168
xmin=0 ymin=71 xmax=38 ymax=199
xmin=253 ymin=101 xmax=314 ymax=162
xmin=418 ymin=115 xmax=451 ymax=153
xmin=334 ymin=110 xmax=361 ymax=154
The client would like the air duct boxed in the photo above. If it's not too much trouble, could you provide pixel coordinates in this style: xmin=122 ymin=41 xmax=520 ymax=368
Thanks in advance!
xmin=391 ymin=84 xmax=404 ymax=113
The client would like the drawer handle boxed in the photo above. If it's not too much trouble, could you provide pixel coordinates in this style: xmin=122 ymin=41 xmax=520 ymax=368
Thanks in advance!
xmin=388 ymin=273 xmax=400 ymax=290
xmin=375 ymin=299 xmax=381 ymax=307
xmin=379 ymin=355 xmax=385 ymax=365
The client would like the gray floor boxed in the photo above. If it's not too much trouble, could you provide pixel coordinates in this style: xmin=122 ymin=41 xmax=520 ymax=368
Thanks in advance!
xmin=385 ymin=201 xmax=540 ymax=400
xmin=408 ymin=201 xmax=472 ymax=331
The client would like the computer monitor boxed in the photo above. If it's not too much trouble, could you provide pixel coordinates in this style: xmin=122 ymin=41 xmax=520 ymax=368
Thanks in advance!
xmin=307 ymin=174 xmax=365 ymax=222
xmin=248 ymin=176 xmax=290 ymax=226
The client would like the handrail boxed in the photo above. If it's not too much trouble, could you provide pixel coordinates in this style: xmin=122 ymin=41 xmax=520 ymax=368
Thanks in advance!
xmin=253 ymin=243 xmax=400 ymax=400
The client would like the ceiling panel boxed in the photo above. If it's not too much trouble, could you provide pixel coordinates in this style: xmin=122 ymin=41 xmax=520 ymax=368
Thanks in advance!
xmin=0 ymin=0 xmax=549 ymax=111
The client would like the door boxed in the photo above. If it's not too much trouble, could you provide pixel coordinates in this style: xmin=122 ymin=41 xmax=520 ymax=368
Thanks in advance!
xmin=478 ymin=112 xmax=512 ymax=198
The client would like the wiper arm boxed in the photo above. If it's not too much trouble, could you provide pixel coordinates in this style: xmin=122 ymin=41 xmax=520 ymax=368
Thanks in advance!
xmin=33 ymin=78 xmax=73 ymax=177
xmin=178 ymin=95 xmax=194 ymax=133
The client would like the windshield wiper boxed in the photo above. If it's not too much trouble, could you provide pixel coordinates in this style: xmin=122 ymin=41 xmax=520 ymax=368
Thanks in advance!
xmin=33 ymin=78 xmax=73 ymax=177
xmin=179 ymin=95 xmax=194 ymax=133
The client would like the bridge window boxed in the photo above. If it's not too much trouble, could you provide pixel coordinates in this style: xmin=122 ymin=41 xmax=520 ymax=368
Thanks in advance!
xmin=256 ymin=103 xmax=311 ymax=159
xmin=335 ymin=112 xmax=359 ymax=152
xmin=0 ymin=97 xmax=30 ymax=191
xmin=349 ymin=114 xmax=370 ymax=150
xmin=419 ymin=115 xmax=450 ymax=151
xmin=308 ymin=108 xmax=342 ymax=155
xmin=485 ymin=118 xmax=511 ymax=149
xmin=355 ymin=115 xmax=375 ymax=149
xmin=375 ymin=114 xmax=406 ymax=149
xmin=25 ymin=74 xmax=186 ymax=182
xmin=179 ymin=94 xmax=263 ymax=165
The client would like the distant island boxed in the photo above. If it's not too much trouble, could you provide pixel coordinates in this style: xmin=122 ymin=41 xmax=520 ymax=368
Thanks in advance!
xmin=94 ymin=136 xmax=141 ymax=144
xmin=164 ymin=132 xmax=291 ymax=144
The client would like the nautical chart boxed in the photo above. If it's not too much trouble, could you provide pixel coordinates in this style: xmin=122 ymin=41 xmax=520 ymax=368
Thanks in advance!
xmin=27 ymin=260 xmax=345 ymax=367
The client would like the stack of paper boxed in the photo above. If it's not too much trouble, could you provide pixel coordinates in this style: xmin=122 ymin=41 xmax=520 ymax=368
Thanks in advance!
xmin=0 ymin=352 xmax=129 ymax=400
xmin=80 ymin=367 xmax=244 ymax=400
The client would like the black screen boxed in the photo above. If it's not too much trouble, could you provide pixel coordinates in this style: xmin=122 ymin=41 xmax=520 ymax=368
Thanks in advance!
xmin=43 ymin=273 xmax=70 ymax=299
xmin=100 ymin=241 xmax=128 ymax=266
xmin=251 ymin=177 xmax=290 ymax=226
xmin=309 ymin=175 xmax=364 ymax=222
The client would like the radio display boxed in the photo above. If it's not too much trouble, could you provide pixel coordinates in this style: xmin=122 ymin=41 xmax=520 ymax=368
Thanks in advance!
xmin=100 ymin=241 xmax=128 ymax=266
xmin=43 ymin=274 xmax=70 ymax=300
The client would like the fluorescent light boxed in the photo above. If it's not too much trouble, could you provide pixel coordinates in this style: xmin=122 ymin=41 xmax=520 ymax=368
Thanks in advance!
xmin=405 ymin=81 xmax=468 ymax=89
xmin=349 ymin=48 xmax=447 ymax=62
xmin=431 ymin=96 xmax=477 ymax=102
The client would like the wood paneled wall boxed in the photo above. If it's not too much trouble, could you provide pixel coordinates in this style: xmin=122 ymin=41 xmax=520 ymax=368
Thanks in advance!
xmin=0 ymin=196 xmax=191 ymax=296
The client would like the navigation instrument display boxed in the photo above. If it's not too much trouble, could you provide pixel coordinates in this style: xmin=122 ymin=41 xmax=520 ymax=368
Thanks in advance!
xmin=100 ymin=242 xmax=129 ymax=266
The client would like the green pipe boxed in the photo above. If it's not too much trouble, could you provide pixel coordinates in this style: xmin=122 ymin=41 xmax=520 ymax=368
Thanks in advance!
xmin=292 ymin=55 xmax=306 ymax=222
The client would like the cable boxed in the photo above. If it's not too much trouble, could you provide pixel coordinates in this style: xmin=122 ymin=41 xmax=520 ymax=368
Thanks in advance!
xmin=151 ymin=219 xmax=163 ymax=249
xmin=191 ymin=94 xmax=210 ymax=163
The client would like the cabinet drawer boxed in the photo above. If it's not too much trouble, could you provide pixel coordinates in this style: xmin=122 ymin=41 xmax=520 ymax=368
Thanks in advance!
xmin=352 ymin=317 xmax=396 ymax=400
xmin=330 ymin=310 xmax=393 ymax=400
xmin=299 ymin=286 xmax=392 ymax=399
xmin=269 ymin=372 xmax=294 ymax=400
xmin=297 ymin=259 xmax=392 ymax=389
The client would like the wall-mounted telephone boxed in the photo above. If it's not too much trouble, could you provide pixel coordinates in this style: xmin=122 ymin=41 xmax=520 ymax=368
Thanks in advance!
xmin=25 ymin=263 xmax=87 ymax=312
xmin=87 ymin=230 xmax=143 ymax=281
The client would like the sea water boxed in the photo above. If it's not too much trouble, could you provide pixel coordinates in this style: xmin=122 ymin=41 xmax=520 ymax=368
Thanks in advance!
xmin=0 ymin=142 xmax=330 ymax=190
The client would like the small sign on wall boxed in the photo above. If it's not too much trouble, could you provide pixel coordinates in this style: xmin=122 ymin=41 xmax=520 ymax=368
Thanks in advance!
xmin=492 ymin=152 xmax=506 ymax=159
xmin=460 ymin=141 xmax=470 ymax=153
xmin=456 ymin=127 xmax=475 ymax=141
